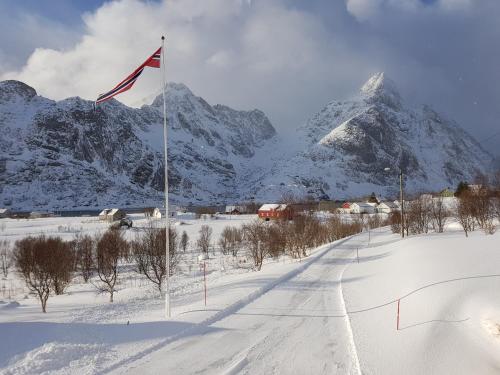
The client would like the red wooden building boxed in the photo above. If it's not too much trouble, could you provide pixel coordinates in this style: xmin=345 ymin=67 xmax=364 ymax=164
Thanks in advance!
xmin=258 ymin=204 xmax=294 ymax=221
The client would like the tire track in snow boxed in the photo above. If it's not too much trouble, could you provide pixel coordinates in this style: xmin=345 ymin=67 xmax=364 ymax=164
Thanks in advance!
xmin=338 ymin=232 xmax=369 ymax=375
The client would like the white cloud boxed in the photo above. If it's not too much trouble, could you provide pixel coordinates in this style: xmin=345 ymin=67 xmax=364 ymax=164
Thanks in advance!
xmin=2 ymin=0 xmax=498 ymax=158
xmin=1 ymin=0 xmax=368 ymax=124
xmin=345 ymin=0 xmax=471 ymax=21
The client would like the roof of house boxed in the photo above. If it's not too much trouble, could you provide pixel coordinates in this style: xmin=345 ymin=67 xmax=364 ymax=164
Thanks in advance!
xmin=0 ymin=208 xmax=10 ymax=214
xmin=379 ymin=201 xmax=399 ymax=209
xmin=259 ymin=204 xmax=288 ymax=211
xmin=352 ymin=202 xmax=376 ymax=208
xmin=225 ymin=205 xmax=244 ymax=211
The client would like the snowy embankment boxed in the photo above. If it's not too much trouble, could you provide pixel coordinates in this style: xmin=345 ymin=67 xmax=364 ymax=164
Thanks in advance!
xmin=343 ymin=224 xmax=500 ymax=374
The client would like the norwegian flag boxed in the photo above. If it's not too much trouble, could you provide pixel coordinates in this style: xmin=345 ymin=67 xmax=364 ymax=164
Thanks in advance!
xmin=95 ymin=47 xmax=161 ymax=105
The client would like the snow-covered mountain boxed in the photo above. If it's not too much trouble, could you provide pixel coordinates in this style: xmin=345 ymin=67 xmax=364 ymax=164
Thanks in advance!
xmin=252 ymin=73 xmax=494 ymax=201
xmin=0 ymin=73 xmax=494 ymax=210
xmin=0 ymin=80 xmax=276 ymax=210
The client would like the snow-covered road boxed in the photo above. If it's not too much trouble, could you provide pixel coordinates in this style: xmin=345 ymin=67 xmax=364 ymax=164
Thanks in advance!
xmin=117 ymin=234 xmax=368 ymax=375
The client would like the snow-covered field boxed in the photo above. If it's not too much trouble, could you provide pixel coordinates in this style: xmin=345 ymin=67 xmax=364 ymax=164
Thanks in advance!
xmin=1 ymin=215 xmax=499 ymax=374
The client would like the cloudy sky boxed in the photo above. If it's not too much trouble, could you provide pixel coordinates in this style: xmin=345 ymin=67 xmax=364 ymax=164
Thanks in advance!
xmin=1 ymin=0 xmax=499 ymax=155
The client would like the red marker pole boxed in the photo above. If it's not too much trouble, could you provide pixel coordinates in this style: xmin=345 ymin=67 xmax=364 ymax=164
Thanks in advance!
xmin=397 ymin=299 xmax=400 ymax=331
xmin=204 ymin=262 xmax=207 ymax=306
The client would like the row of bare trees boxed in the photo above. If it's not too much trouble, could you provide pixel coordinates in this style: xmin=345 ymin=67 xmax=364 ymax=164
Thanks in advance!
xmin=12 ymin=224 xmax=181 ymax=312
xmin=216 ymin=215 xmax=365 ymax=271
xmin=389 ymin=188 xmax=498 ymax=237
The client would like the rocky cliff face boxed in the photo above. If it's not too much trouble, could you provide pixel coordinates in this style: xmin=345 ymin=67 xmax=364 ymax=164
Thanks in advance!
xmin=0 ymin=80 xmax=276 ymax=210
xmin=252 ymin=73 xmax=494 ymax=201
xmin=0 ymin=74 xmax=494 ymax=210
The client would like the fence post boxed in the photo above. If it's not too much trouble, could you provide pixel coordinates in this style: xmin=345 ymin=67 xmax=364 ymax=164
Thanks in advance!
xmin=397 ymin=299 xmax=400 ymax=331
xmin=203 ymin=261 xmax=207 ymax=306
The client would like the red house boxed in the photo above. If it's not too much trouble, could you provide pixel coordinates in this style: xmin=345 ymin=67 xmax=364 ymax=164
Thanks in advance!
xmin=342 ymin=202 xmax=351 ymax=210
xmin=258 ymin=204 xmax=294 ymax=221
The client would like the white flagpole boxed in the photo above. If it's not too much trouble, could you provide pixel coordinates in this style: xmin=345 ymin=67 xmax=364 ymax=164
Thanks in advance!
xmin=161 ymin=35 xmax=171 ymax=318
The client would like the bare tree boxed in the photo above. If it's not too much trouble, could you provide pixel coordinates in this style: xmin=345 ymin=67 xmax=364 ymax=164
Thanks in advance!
xmin=406 ymin=195 xmax=432 ymax=235
xmin=95 ymin=230 xmax=128 ymax=302
xmin=197 ymin=225 xmax=212 ymax=254
xmin=14 ymin=236 xmax=53 ymax=312
xmin=1 ymin=240 xmax=12 ymax=278
xmin=180 ymin=230 xmax=189 ymax=252
xmin=132 ymin=226 xmax=167 ymax=293
xmin=48 ymin=237 xmax=74 ymax=295
xmin=218 ymin=227 xmax=231 ymax=255
xmin=430 ymin=196 xmax=449 ymax=233
xmin=456 ymin=192 xmax=475 ymax=237
xmin=242 ymin=220 xmax=267 ymax=271
xmin=72 ymin=234 xmax=94 ymax=283
xmin=471 ymin=185 xmax=495 ymax=233
xmin=169 ymin=226 xmax=179 ymax=267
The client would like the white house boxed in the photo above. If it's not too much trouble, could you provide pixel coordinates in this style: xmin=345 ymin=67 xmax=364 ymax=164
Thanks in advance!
xmin=376 ymin=202 xmax=400 ymax=214
xmin=350 ymin=202 xmax=376 ymax=214
xmin=99 ymin=208 xmax=126 ymax=222
xmin=225 ymin=205 xmax=245 ymax=214
xmin=153 ymin=207 xmax=162 ymax=219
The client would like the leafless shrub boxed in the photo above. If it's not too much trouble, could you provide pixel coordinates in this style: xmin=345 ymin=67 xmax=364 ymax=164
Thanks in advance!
xmin=72 ymin=234 xmax=94 ymax=283
xmin=259 ymin=222 xmax=287 ymax=259
xmin=197 ymin=225 xmax=212 ymax=254
xmin=95 ymin=230 xmax=128 ymax=302
xmin=389 ymin=211 xmax=402 ymax=234
xmin=1 ymin=240 xmax=12 ymax=278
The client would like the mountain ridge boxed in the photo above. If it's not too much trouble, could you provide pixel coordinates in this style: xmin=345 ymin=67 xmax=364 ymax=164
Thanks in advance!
xmin=0 ymin=74 xmax=494 ymax=210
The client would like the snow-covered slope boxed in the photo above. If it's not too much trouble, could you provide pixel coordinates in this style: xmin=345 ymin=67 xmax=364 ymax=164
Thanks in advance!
xmin=0 ymin=81 xmax=277 ymax=210
xmin=253 ymin=73 xmax=494 ymax=200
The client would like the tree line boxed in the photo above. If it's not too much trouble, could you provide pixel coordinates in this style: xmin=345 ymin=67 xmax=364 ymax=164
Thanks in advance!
xmin=389 ymin=178 xmax=499 ymax=237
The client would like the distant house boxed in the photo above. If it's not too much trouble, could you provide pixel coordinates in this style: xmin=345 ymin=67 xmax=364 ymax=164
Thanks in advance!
xmin=376 ymin=202 xmax=399 ymax=214
xmin=0 ymin=208 xmax=10 ymax=218
xmin=350 ymin=202 xmax=376 ymax=214
xmin=29 ymin=211 xmax=53 ymax=219
xmin=419 ymin=193 xmax=433 ymax=201
xmin=439 ymin=188 xmax=454 ymax=198
xmin=367 ymin=192 xmax=381 ymax=204
xmin=258 ymin=204 xmax=294 ymax=221
xmin=337 ymin=202 xmax=352 ymax=214
xmin=468 ymin=184 xmax=483 ymax=193
xmin=153 ymin=207 xmax=162 ymax=219
xmin=144 ymin=207 xmax=162 ymax=219
xmin=225 ymin=205 xmax=244 ymax=215
xmin=99 ymin=208 xmax=126 ymax=222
